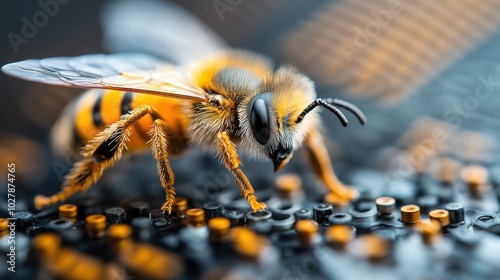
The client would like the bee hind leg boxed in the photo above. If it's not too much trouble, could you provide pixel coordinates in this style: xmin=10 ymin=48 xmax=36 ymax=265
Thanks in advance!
xmin=34 ymin=105 xmax=160 ymax=210
xmin=34 ymin=123 xmax=131 ymax=210
xmin=34 ymin=158 xmax=109 ymax=210
xmin=216 ymin=132 xmax=266 ymax=212
xmin=147 ymin=119 xmax=176 ymax=215
xmin=305 ymin=127 xmax=359 ymax=204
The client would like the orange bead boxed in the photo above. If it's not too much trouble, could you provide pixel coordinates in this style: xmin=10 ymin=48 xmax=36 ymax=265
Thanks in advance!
xmin=208 ymin=217 xmax=231 ymax=241
xmin=59 ymin=204 xmax=78 ymax=222
xmin=172 ymin=197 xmax=188 ymax=217
xmin=429 ymin=209 xmax=450 ymax=227
xmin=400 ymin=205 xmax=420 ymax=224
xmin=295 ymin=219 xmax=319 ymax=246
xmin=85 ymin=214 xmax=107 ymax=238
xmin=186 ymin=208 xmax=205 ymax=227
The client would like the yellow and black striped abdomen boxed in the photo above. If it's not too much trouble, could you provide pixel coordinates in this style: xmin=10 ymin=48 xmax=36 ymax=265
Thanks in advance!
xmin=51 ymin=89 xmax=190 ymax=157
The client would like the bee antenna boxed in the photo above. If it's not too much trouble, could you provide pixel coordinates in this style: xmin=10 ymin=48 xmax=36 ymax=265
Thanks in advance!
xmin=323 ymin=98 xmax=366 ymax=125
xmin=296 ymin=98 xmax=367 ymax=127
xmin=296 ymin=98 xmax=349 ymax=127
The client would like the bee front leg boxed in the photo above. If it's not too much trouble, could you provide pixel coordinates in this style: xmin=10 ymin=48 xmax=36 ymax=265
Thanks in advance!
xmin=216 ymin=132 xmax=267 ymax=212
xmin=305 ymin=127 xmax=359 ymax=203
xmin=147 ymin=119 xmax=176 ymax=215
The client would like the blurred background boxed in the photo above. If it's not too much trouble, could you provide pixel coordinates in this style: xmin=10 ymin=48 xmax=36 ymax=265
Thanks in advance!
xmin=1 ymin=0 xmax=500 ymax=210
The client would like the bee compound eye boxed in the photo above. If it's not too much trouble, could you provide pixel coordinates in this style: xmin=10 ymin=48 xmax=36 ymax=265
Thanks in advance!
xmin=250 ymin=98 xmax=270 ymax=145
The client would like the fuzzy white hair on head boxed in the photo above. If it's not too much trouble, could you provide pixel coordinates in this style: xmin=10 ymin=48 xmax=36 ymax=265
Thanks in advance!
xmin=237 ymin=66 xmax=320 ymax=161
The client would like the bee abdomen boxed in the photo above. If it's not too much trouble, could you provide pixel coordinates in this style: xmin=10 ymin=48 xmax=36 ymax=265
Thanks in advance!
xmin=51 ymin=89 xmax=111 ymax=158
xmin=51 ymin=89 xmax=190 ymax=158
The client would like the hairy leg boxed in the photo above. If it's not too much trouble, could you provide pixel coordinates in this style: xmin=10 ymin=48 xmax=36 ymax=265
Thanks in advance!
xmin=216 ymin=132 xmax=266 ymax=212
xmin=35 ymin=105 xmax=162 ymax=209
xmin=147 ymin=119 xmax=176 ymax=214
xmin=304 ymin=127 xmax=359 ymax=203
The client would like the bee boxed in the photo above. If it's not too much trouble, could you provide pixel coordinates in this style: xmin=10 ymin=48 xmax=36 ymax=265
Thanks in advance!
xmin=2 ymin=1 xmax=365 ymax=214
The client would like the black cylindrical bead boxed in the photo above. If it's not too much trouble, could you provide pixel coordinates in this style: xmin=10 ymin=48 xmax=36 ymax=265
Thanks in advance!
xmin=203 ymin=202 xmax=223 ymax=220
xmin=445 ymin=202 xmax=465 ymax=225
xmin=149 ymin=209 xmax=164 ymax=220
xmin=105 ymin=207 xmax=127 ymax=225
xmin=225 ymin=210 xmax=245 ymax=226
xmin=12 ymin=212 xmax=34 ymax=231
xmin=75 ymin=196 xmax=101 ymax=219
xmin=128 ymin=201 xmax=150 ymax=218
xmin=313 ymin=203 xmax=333 ymax=224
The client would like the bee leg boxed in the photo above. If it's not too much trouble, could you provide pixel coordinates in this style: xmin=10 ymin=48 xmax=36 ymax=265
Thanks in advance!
xmin=147 ymin=119 xmax=176 ymax=215
xmin=34 ymin=158 xmax=107 ymax=210
xmin=34 ymin=105 xmax=160 ymax=210
xmin=33 ymin=122 xmax=131 ymax=209
xmin=216 ymin=132 xmax=267 ymax=212
xmin=305 ymin=127 xmax=359 ymax=203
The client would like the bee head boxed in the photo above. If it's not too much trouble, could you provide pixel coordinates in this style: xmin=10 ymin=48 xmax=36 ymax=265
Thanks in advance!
xmin=238 ymin=67 xmax=318 ymax=172
xmin=238 ymin=66 xmax=366 ymax=171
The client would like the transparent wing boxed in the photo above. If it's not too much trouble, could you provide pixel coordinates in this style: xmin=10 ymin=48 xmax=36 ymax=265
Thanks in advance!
xmin=101 ymin=0 xmax=228 ymax=65
xmin=1 ymin=53 xmax=207 ymax=101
